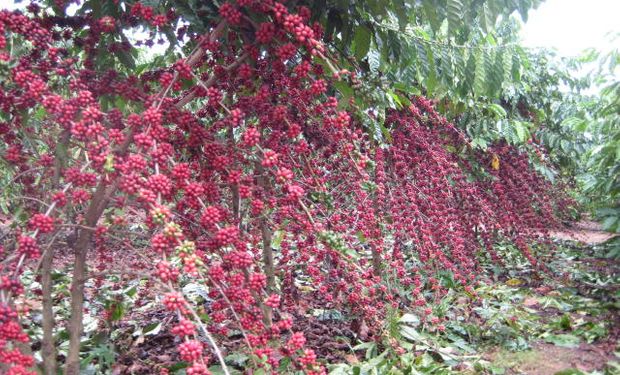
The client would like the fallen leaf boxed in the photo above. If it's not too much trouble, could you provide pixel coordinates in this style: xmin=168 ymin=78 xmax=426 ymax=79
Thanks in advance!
xmin=491 ymin=154 xmax=500 ymax=170
xmin=506 ymin=278 xmax=523 ymax=286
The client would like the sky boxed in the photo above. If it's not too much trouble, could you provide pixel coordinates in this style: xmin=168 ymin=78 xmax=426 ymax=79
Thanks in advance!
xmin=519 ymin=0 xmax=620 ymax=57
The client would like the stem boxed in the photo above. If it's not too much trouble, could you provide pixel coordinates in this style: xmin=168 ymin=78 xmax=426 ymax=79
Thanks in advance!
xmin=40 ymin=243 xmax=57 ymax=375
xmin=41 ymin=130 xmax=71 ymax=374
xmin=64 ymin=187 xmax=103 ymax=375
xmin=227 ymin=126 xmax=241 ymax=222
xmin=256 ymin=163 xmax=276 ymax=293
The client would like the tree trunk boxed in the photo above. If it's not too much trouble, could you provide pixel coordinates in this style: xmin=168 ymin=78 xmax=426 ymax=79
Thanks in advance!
xmin=64 ymin=228 xmax=93 ymax=375
xmin=65 ymin=180 xmax=112 ymax=375
xmin=41 ymin=245 xmax=57 ymax=375
xmin=256 ymin=164 xmax=275 ymax=292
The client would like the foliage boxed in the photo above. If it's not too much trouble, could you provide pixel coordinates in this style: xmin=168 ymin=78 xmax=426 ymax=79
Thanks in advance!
xmin=329 ymin=241 xmax=619 ymax=374
xmin=533 ymin=42 xmax=620 ymax=233
xmin=0 ymin=1 xmax=614 ymax=375
xmin=578 ymin=48 xmax=620 ymax=232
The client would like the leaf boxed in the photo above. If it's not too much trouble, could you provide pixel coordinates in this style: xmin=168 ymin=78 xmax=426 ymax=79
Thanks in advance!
xmin=353 ymin=25 xmax=372 ymax=61
xmin=271 ymin=230 xmax=285 ymax=249
xmin=114 ymin=49 xmax=136 ymax=70
xmin=440 ymin=47 xmax=455 ymax=86
xmin=558 ymin=314 xmax=572 ymax=331
xmin=367 ymin=49 xmax=381 ymax=73
xmin=488 ymin=49 xmax=504 ymax=96
xmin=208 ymin=365 xmax=235 ymax=375
xmin=480 ymin=3 xmax=495 ymax=33
xmin=110 ymin=304 xmax=124 ymax=321
xmin=225 ymin=353 xmax=248 ymax=367
xmin=505 ymin=277 xmax=525 ymax=289
xmin=487 ymin=103 xmax=507 ymax=118
xmin=182 ymin=283 xmax=211 ymax=301
xmin=352 ymin=342 xmax=377 ymax=360
xmin=511 ymin=49 xmax=522 ymax=82
xmin=334 ymin=81 xmax=354 ymax=101
xmin=474 ymin=50 xmax=487 ymax=97
xmin=503 ymin=47 xmax=514 ymax=83
xmin=491 ymin=154 xmax=500 ymax=170
xmin=122 ymin=284 xmax=137 ymax=298
xmin=168 ymin=361 xmax=188 ymax=372
xmin=514 ymin=121 xmax=530 ymax=143
xmin=143 ymin=322 xmax=162 ymax=336
xmin=399 ymin=313 xmax=421 ymax=326
xmin=447 ymin=0 xmax=464 ymax=35
xmin=562 ymin=117 xmax=588 ymax=132
xmin=554 ymin=369 xmax=585 ymax=375
xmin=414 ymin=39 xmax=430 ymax=77
xmin=517 ymin=0 xmax=532 ymax=22
xmin=545 ymin=334 xmax=580 ymax=348
xmin=602 ymin=215 xmax=619 ymax=231
xmin=422 ymin=0 xmax=441 ymax=32
xmin=400 ymin=325 xmax=423 ymax=342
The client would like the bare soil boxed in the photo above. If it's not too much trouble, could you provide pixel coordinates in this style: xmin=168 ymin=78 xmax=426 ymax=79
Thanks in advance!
xmin=549 ymin=220 xmax=618 ymax=244
xmin=489 ymin=341 xmax=613 ymax=375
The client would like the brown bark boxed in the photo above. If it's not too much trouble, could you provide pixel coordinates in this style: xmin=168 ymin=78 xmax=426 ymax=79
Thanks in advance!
xmin=41 ymin=130 xmax=70 ymax=374
xmin=371 ymin=243 xmax=382 ymax=277
xmin=40 ymin=245 xmax=57 ymax=375
xmin=64 ymin=182 xmax=107 ymax=375
xmin=227 ymin=127 xmax=241 ymax=222
xmin=256 ymin=164 xmax=275 ymax=292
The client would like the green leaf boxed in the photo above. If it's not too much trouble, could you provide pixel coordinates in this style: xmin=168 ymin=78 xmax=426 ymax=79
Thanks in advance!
xmin=334 ymin=81 xmax=354 ymax=101
xmin=440 ymin=47 xmax=455 ymax=86
xmin=517 ymin=0 xmax=532 ymax=22
xmin=400 ymin=325 xmax=423 ymax=342
xmin=271 ymin=230 xmax=285 ymax=249
xmin=545 ymin=334 xmax=580 ymax=348
xmin=279 ymin=357 xmax=292 ymax=372
xmin=367 ymin=49 xmax=381 ymax=73
xmin=487 ymin=103 xmax=507 ymax=118
xmin=114 ymin=49 xmax=136 ymax=69
xmin=143 ymin=322 xmax=162 ymax=335
xmin=511 ymin=49 xmax=522 ymax=82
xmin=422 ymin=0 xmax=441 ymax=32
xmin=399 ymin=313 xmax=420 ymax=326
xmin=514 ymin=121 xmax=530 ymax=142
xmin=225 ymin=353 xmax=248 ymax=367
xmin=480 ymin=3 xmax=495 ymax=33
xmin=353 ymin=25 xmax=372 ymax=61
xmin=447 ymin=0 xmax=464 ymax=35
xmin=503 ymin=47 xmax=514 ymax=84
xmin=414 ymin=39 xmax=429 ymax=77
xmin=562 ymin=117 xmax=588 ymax=132
xmin=110 ymin=304 xmax=124 ymax=321
xmin=123 ymin=284 xmax=137 ymax=298
xmin=602 ymin=215 xmax=619 ymax=231
xmin=474 ymin=50 xmax=487 ymax=97
xmin=554 ymin=369 xmax=585 ymax=375
xmin=168 ymin=361 xmax=188 ymax=372
xmin=558 ymin=314 xmax=572 ymax=331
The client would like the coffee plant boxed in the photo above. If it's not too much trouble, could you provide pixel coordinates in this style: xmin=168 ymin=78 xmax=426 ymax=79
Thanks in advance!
xmin=0 ymin=1 xmax=604 ymax=374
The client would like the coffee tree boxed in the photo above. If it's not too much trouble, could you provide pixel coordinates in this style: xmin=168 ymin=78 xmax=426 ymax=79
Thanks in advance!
xmin=0 ymin=1 xmax=574 ymax=374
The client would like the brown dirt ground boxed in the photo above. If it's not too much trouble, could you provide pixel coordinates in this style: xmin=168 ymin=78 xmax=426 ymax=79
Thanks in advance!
xmin=549 ymin=220 xmax=618 ymax=244
xmin=487 ymin=220 xmax=619 ymax=375
xmin=488 ymin=341 xmax=613 ymax=375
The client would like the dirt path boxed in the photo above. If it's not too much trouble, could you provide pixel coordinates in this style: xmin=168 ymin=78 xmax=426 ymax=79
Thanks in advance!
xmin=486 ymin=220 xmax=619 ymax=375
xmin=489 ymin=342 xmax=613 ymax=375
xmin=548 ymin=220 xmax=618 ymax=244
